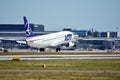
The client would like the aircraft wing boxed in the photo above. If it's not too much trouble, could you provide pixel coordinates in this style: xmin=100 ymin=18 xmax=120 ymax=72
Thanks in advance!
xmin=16 ymin=41 xmax=26 ymax=44
xmin=0 ymin=37 xmax=26 ymax=44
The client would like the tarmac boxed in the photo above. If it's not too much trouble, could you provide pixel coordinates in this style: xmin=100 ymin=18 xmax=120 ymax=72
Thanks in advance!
xmin=0 ymin=54 xmax=120 ymax=60
xmin=0 ymin=70 xmax=120 ymax=73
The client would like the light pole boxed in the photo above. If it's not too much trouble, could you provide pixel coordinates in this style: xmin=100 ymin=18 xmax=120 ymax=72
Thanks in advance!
xmin=116 ymin=27 xmax=119 ymax=32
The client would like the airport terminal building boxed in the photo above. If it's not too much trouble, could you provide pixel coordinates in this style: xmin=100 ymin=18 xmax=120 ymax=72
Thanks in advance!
xmin=0 ymin=24 xmax=45 ymax=31
xmin=0 ymin=24 xmax=120 ymax=51
xmin=0 ymin=24 xmax=45 ymax=38
xmin=0 ymin=24 xmax=46 ymax=50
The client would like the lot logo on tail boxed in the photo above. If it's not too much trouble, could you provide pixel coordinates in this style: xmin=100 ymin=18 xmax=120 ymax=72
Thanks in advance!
xmin=23 ymin=16 xmax=34 ymax=37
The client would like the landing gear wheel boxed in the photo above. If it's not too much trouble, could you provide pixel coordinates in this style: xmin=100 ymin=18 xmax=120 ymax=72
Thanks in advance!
xmin=56 ymin=48 xmax=61 ymax=52
xmin=40 ymin=48 xmax=45 ymax=52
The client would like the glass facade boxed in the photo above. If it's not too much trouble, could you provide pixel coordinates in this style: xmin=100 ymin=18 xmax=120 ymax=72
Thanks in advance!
xmin=110 ymin=32 xmax=117 ymax=37
xmin=72 ymin=30 xmax=87 ymax=37
xmin=0 ymin=24 xmax=44 ymax=32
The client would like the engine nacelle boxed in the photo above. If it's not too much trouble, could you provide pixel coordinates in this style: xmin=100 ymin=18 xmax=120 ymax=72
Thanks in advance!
xmin=66 ymin=42 xmax=74 ymax=47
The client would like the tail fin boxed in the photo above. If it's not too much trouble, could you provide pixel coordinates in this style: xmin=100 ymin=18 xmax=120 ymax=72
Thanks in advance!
xmin=23 ymin=16 xmax=34 ymax=37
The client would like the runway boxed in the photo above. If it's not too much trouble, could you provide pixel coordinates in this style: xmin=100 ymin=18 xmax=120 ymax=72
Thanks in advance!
xmin=0 ymin=70 xmax=120 ymax=73
xmin=0 ymin=54 xmax=120 ymax=60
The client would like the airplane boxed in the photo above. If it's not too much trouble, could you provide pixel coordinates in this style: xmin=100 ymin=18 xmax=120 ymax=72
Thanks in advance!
xmin=23 ymin=16 xmax=76 ymax=52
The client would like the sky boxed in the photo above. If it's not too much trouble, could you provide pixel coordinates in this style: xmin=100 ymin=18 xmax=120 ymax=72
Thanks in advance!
xmin=0 ymin=0 xmax=120 ymax=31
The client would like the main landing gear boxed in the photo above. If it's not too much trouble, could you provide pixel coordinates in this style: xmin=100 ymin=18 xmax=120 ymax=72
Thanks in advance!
xmin=31 ymin=47 xmax=61 ymax=52
xmin=40 ymin=48 xmax=45 ymax=52
xmin=56 ymin=46 xmax=61 ymax=52
xmin=40 ymin=48 xmax=61 ymax=52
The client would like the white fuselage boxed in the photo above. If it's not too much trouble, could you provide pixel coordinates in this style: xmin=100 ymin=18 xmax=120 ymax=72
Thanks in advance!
xmin=26 ymin=31 xmax=74 ymax=48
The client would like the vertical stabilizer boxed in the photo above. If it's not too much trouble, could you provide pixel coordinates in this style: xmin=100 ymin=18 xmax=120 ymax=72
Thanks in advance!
xmin=23 ymin=16 xmax=34 ymax=37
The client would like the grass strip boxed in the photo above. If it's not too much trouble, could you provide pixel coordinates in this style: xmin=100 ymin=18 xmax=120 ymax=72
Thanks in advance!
xmin=0 ymin=51 xmax=119 ymax=55
xmin=0 ymin=72 xmax=120 ymax=80
xmin=0 ymin=59 xmax=120 ymax=70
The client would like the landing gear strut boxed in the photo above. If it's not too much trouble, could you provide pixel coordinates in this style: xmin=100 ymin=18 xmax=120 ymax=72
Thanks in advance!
xmin=40 ymin=48 xmax=45 ymax=52
xmin=56 ymin=47 xmax=61 ymax=52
